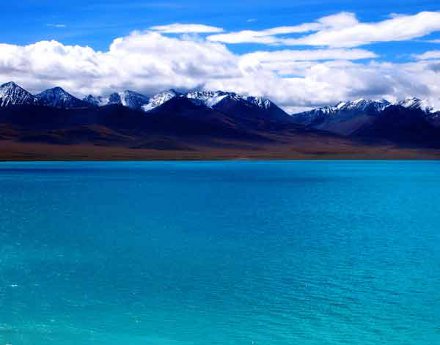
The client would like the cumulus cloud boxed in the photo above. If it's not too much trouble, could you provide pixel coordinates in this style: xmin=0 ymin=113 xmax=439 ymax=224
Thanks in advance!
xmin=208 ymin=11 xmax=440 ymax=48
xmin=150 ymin=23 xmax=224 ymax=33
xmin=0 ymin=32 xmax=239 ymax=96
xmin=414 ymin=50 xmax=440 ymax=60
xmin=292 ymin=11 xmax=440 ymax=48
xmin=206 ymin=13 xmax=352 ymax=45
xmin=1 ymin=13 xmax=440 ymax=111
xmin=240 ymin=49 xmax=377 ymax=75
xmin=205 ymin=59 xmax=440 ymax=112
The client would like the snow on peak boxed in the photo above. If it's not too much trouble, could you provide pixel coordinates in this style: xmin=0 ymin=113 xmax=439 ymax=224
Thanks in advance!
xmin=304 ymin=99 xmax=390 ymax=117
xmin=336 ymin=98 xmax=390 ymax=112
xmin=185 ymin=90 xmax=273 ymax=110
xmin=107 ymin=92 xmax=122 ymax=105
xmin=93 ymin=90 xmax=150 ymax=109
xmin=186 ymin=90 xmax=231 ymax=108
xmin=83 ymin=95 xmax=108 ymax=107
xmin=83 ymin=89 xmax=276 ymax=113
xmin=242 ymin=96 xmax=272 ymax=109
xmin=399 ymin=97 xmax=422 ymax=109
xmin=142 ymin=90 xmax=180 ymax=112
xmin=119 ymin=90 xmax=149 ymax=109
xmin=0 ymin=81 xmax=36 ymax=107
xmin=335 ymin=101 xmax=346 ymax=110
xmin=84 ymin=89 xmax=181 ymax=112
xmin=36 ymin=87 xmax=86 ymax=109
xmin=1 ymin=81 xmax=19 ymax=90
xmin=398 ymin=97 xmax=439 ymax=113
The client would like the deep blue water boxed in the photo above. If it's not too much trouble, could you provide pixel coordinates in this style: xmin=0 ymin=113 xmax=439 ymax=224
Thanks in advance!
xmin=0 ymin=161 xmax=439 ymax=345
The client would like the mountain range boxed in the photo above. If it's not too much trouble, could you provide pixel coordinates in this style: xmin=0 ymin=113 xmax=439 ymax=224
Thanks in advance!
xmin=291 ymin=98 xmax=440 ymax=147
xmin=0 ymin=81 xmax=439 ymax=159
xmin=292 ymin=98 xmax=440 ymax=133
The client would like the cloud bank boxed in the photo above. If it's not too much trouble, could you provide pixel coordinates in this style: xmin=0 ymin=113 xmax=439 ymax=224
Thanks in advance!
xmin=1 ymin=11 xmax=440 ymax=112
xmin=207 ymin=11 xmax=440 ymax=48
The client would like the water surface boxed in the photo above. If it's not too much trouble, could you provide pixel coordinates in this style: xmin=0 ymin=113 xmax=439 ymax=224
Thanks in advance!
xmin=0 ymin=161 xmax=439 ymax=345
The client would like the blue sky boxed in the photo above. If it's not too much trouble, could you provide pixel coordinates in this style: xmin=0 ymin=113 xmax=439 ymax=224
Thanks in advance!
xmin=1 ymin=0 xmax=439 ymax=54
xmin=0 ymin=1 xmax=440 ymax=110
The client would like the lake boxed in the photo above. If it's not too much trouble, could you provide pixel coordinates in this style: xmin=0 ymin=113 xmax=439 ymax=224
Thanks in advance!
xmin=0 ymin=161 xmax=439 ymax=345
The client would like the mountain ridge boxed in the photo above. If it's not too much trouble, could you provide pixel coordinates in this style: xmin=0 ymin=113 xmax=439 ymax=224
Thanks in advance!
xmin=1 ymin=81 xmax=440 ymax=153
xmin=35 ymin=87 xmax=90 ymax=109
xmin=291 ymin=97 xmax=440 ymax=137
xmin=0 ymin=82 xmax=37 ymax=107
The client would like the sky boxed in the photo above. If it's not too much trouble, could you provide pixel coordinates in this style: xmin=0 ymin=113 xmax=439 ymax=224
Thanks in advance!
xmin=0 ymin=0 xmax=440 ymax=112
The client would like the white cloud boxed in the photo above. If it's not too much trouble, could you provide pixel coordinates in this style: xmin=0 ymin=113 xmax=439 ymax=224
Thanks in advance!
xmin=207 ymin=12 xmax=356 ymax=44
xmin=292 ymin=11 xmax=440 ymax=47
xmin=205 ymin=13 xmax=358 ymax=45
xmin=414 ymin=50 xmax=440 ymax=60
xmin=150 ymin=23 xmax=224 ymax=33
xmin=0 ymin=32 xmax=240 ymax=96
xmin=208 ymin=11 xmax=440 ymax=48
xmin=241 ymin=49 xmax=377 ymax=75
xmin=1 ymin=17 xmax=440 ymax=111
xmin=207 ymin=18 xmax=326 ymax=44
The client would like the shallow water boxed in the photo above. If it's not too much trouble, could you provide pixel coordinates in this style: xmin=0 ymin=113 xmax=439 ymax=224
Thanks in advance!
xmin=0 ymin=161 xmax=439 ymax=345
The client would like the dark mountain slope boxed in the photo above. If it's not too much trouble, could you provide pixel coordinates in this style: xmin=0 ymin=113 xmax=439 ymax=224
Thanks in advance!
xmin=353 ymin=105 xmax=440 ymax=148
xmin=35 ymin=87 xmax=90 ymax=109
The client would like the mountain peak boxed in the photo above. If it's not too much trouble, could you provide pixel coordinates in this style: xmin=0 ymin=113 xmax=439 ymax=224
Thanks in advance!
xmin=119 ymin=90 xmax=149 ymax=109
xmin=51 ymin=86 xmax=67 ymax=93
xmin=398 ymin=97 xmax=440 ymax=113
xmin=84 ymin=90 xmax=151 ymax=110
xmin=186 ymin=90 xmax=231 ymax=108
xmin=1 ymin=81 xmax=19 ymax=88
xmin=142 ymin=89 xmax=180 ymax=112
xmin=291 ymin=98 xmax=393 ymax=135
xmin=185 ymin=90 xmax=274 ymax=110
xmin=334 ymin=98 xmax=390 ymax=112
xmin=242 ymin=95 xmax=273 ymax=110
xmin=40 ymin=86 xmax=70 ymax=97
xmin=399 ymin=97 xmax=423 ymax=109
xmin=36 ymin=87 xmax=88 ymax=109
xmin=0 ymin=81 xmax=36 ymax=107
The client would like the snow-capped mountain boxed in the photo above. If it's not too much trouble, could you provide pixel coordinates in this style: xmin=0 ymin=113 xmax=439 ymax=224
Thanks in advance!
xmin=3 ymin=80 xmax=439 ymax=137
xmin=185 ymin=90 xmax=273 ymax=110
xmin=83 ymin=95 xmax=108 ymax=107
xmin=397 ymin=97 xmax=440 ymax=127
xmin=291 ymin=99 xmax=393 ymax=135
xmin=292 ymin=97 xmax=440 ymax=135
xmin=109 ymin=91 xmax=150 ymax=110
xmin=83 ymin=89 xmax=283 ymax=117
xmin=335 ymin=98 xmax=391 ymax=112
xmin=242 ymin=96 xmax=273 ymax=110
xmin=183 ymin=90 xmax=291 ymax=126
xmin=35 ymin=87 xmax=88 ymax=109
xmin=300 ymin=99 xmax=391 ymax=118
xmin=1 ymin=81 xmax=440 ymax=151
xmin=142 ymin=90 xmax=277 ymax=113
xmin=186 ymin=90 xmax=231 ymax=108
xmin=142 ymin=90 xmax=180 ymax=112
xmin=83 ymin=90 xmax=150 ymax=110
xmin=398 ymin=97 xmax=440 ymax=114
xmin=0 ymin=82 xmax=36 ymax=107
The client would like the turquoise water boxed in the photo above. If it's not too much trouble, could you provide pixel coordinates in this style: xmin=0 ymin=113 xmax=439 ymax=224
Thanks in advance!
xmin=0 ymin=161 xmax=439 ymax=345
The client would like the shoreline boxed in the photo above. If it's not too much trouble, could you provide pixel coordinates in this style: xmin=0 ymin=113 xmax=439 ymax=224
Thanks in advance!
xmin=0 ymin=140 xmax=439 ymax=161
